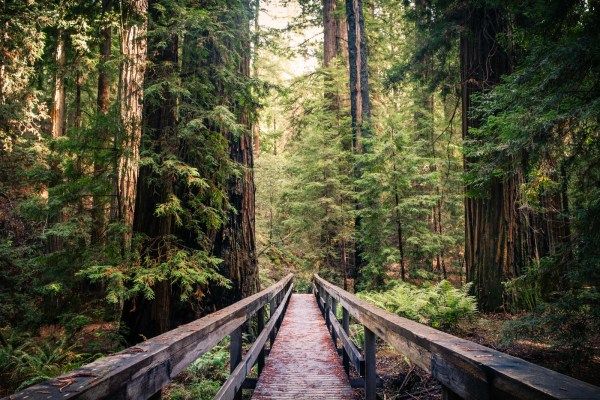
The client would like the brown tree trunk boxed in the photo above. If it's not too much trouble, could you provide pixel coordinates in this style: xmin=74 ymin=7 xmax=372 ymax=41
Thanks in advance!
xmin=48 ymin=31 xmax=67 ymax=252
xmin=323 ymin=0 xmax=338 ymax=68
xmin=113 ymin=0 xmax=148 ymax=251
xmin=461 ymin=5 xmax=514 ymax=310
xmin=394 ymin=187 xmax=406 ymax=281
xmin=346 ymin=0 xmax=370 ymax=151
xmin=91 ymin=0 xmax=112 ymax=245
xmin=324 ymin=0 xmax=348 ymax=67
xmin=122 ymin=25 xmax=178 ymax=342
xmin=51 ymin=32 xmax=66 ymax=139
xmin=460 ymin=7 xmax=568 ymax=309
xmin=322 ymin=0 xmax=349 ymax=283
xmin=213 ymin=0 xmax=259 ymax=304
xmin=214 ymin=123 xmax=260 ymax=303
xmin=346 ymin=0 xmax=371 ymax=283
xmin=252 ymin=0 xmax=261 ymax=156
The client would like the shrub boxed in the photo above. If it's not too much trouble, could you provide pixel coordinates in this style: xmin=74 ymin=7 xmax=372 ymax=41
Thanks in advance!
xmin=501 ymin=287 xmax=600 ymax=367
xmin=357 ymin=280 xmax=477 ymax=329
xmin=0 ymin=327 xmax=94 ymax=392
xmin=164 ymin=338 xmax=230 ymax=400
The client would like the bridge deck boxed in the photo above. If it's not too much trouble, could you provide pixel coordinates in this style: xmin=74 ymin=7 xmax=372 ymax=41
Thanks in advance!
xmin=252 ymin=294 xmax=357 ymax=400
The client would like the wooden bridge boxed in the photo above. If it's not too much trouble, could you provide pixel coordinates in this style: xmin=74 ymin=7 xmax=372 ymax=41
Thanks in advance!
xmin=4 ymin=274 xmax=600 ymax=400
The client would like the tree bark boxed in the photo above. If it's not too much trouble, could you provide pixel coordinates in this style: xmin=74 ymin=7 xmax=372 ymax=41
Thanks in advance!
xmin=51 ymin=32 xmax=66 ymax=140
xmin=346 ymin=0 xmax=371 ymax=283
xmin=48 ymin=31 xmax=67 ymax=252
xmin=213 ymin=0 xmax=260 ymax=304
xmin=461 ymin=5 xmax=514 ymax=310
xmin=91 ymin=0 xmax=112 ymax=245
xmin=252 ymin=0 xmax=261 ymax=156
xmin=460 ymin=6 xmax=568 ymax=308
xmin=113 ymin=0 xmax=148 ymax=251
xmin=122 ymin=22 xmax=178 ymax=341
xmin=346 ymin=0 xmax=370 ymax=151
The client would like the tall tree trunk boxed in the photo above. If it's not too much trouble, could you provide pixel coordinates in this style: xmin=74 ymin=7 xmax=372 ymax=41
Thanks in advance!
xmin=213 ymin=0 xmax=259 ymax=304
xmin=461 ymin=6 xmax=568 ymax=309
xmin=322 ymin=0 xmax=349 ymax=283
xmin=394 ymin=180 xmax=406 ymax=281
xmin=113 ymin=0 xmax=148 ymax=251
xmin=51 ymin=32 xmax=66 ymax=139
xmin=92 ymin=0 xmax=112 ymax=245
xmin=323 ymin=0 xmax=338 ymax=68
xmin=346 ymin=0 xmax=371 ymax=283
xmin=461 ymin=5 xmax=514 ymax=310
xmin=252 ymin=0 xmax=261 ymax=156
xmin=122 ymin=24 xmax=178 ymax=342
xmin=48 ymin=31 xmax=67 ymax=252
xmin=346 ymin=0 xmax=370 ymax=151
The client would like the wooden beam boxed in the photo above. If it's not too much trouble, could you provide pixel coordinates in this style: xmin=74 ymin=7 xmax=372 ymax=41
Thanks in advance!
xmin=4 ymin=275 xmax=293 ymax=400
xmin=229 ymin=327 xmax=243 ymax=400
xmin=331 ymin=298 xmax=338 ymax=347
xmin=257 ymin=305 xmax=265 ymax=375
xmin=364 ymin=327 xmax=377 ymax=400
xmin=268 ymin=297 xmax=276 ymax=348
xmin=328 ymin=309 xmax=363 ymax=374
xmin=214 ymin=284 xmax=293 ymax=400
xmin=342 ymin=307 xmax=350 ymax=375
xmin=314 ymin=274 xmax=600 ymax=400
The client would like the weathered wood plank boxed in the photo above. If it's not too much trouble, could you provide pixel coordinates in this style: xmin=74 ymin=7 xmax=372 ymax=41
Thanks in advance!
xmin=257 ymin=306 xmax=265 ymax=375
xmin=3 ymin=275 xmax=293 ymax=400
xmin=327 ymin=309 xmax=363 ymax=374
xmin=251 ymin=294 xmax=356 ymax=400
xmin=314 ymin=274 xmax=600 ymax=400
xmin=342 ymin=307 xmax=350 ymax=375
xmin=215 ymin=284 xmax=294 ymax=400
xmin=364 ymin=327 xmax=377 ymax=400
xmin=230 ymin=327 xmax=243 ymax=400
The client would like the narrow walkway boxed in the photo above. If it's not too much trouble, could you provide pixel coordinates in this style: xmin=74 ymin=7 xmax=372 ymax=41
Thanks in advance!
xmin=252 ymin=294 xmax=357 ymax=400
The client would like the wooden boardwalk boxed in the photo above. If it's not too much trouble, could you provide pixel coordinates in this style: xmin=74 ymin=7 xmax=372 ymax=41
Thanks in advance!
xmin=252 ymin=294 xmax=357 ymax=400
xmin=6 ymin=274 xmax=600 ymax=400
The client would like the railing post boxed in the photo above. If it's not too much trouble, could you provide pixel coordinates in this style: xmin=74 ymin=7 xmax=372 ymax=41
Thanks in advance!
xmin=257 ymin=305 xmax=265 ymax=375
xmin=277 ymin=291 xmax=284 ymax=328
xmin=149 ymin=391 xmax=162 ymax=400
xmin=318 ymin=286 xmax=323 ymax=312
xmin=364 ymin=327 xmax=377 ymax=400
xmin=324 ymin=293 xmax=331 ymax=329
xmin=442 ymin=387 xmax=462 ymax=400
xmin=342 ymin=307 xmax=350 ymax=375
xmin=269 ymin=296 xmax=276 ymax=348
xmin=230 ymin=327 xmax=243 ymax=400
xmin=331 ymin=297 xmax=338 ymax=347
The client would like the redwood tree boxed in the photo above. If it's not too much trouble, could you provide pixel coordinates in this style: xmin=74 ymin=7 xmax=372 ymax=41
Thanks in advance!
xmin=113 ymin=0 xmax=148 ymax=250
xmin=213 ymin=0 xmax=260 ymax=303
xmin=346 ymin=0 xmax=371 ymax=284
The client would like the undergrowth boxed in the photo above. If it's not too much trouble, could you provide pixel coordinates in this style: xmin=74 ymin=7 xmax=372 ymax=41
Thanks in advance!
xmin=0 ymin=321 xmax=121 ymax=394
xmin=164 ymin=338 xmax=230 ymax=400
xmin=357 ymin=280 xmax=477 ymax=330
xmin=501 ymin=288 xmax=600 ymax=367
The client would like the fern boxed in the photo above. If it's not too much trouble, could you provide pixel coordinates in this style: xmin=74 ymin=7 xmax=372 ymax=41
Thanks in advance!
xmin=358 ymin=280 xmax=477 ymax=329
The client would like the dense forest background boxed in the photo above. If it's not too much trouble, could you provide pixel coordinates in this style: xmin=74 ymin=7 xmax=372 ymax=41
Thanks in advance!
xmin=1 ymin=0 xmax=599 ymax=397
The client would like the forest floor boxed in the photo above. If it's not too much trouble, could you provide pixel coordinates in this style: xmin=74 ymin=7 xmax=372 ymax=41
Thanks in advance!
xmin=373 ymin=311 xmax=600 ymax=399
xmin=451 ymin=313 xmax=600 ymax=386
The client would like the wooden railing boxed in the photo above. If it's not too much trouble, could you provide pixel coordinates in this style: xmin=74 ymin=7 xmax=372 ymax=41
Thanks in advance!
xmin=4 ymin=274 xmax=294 ymax=400
xmin=313 ymin=274 xmax=600 ymax=400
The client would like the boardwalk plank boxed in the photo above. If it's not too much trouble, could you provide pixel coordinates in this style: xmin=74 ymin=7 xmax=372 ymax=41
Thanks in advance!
xmin=252 ymin=294 xmax=357 ymax=400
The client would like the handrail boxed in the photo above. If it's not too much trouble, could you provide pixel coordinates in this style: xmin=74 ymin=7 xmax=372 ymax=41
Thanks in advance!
xmin=4 ymin=274 xmax=294 ymax=400
xmin=314 ymin=274 xmax=600 ymax=400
